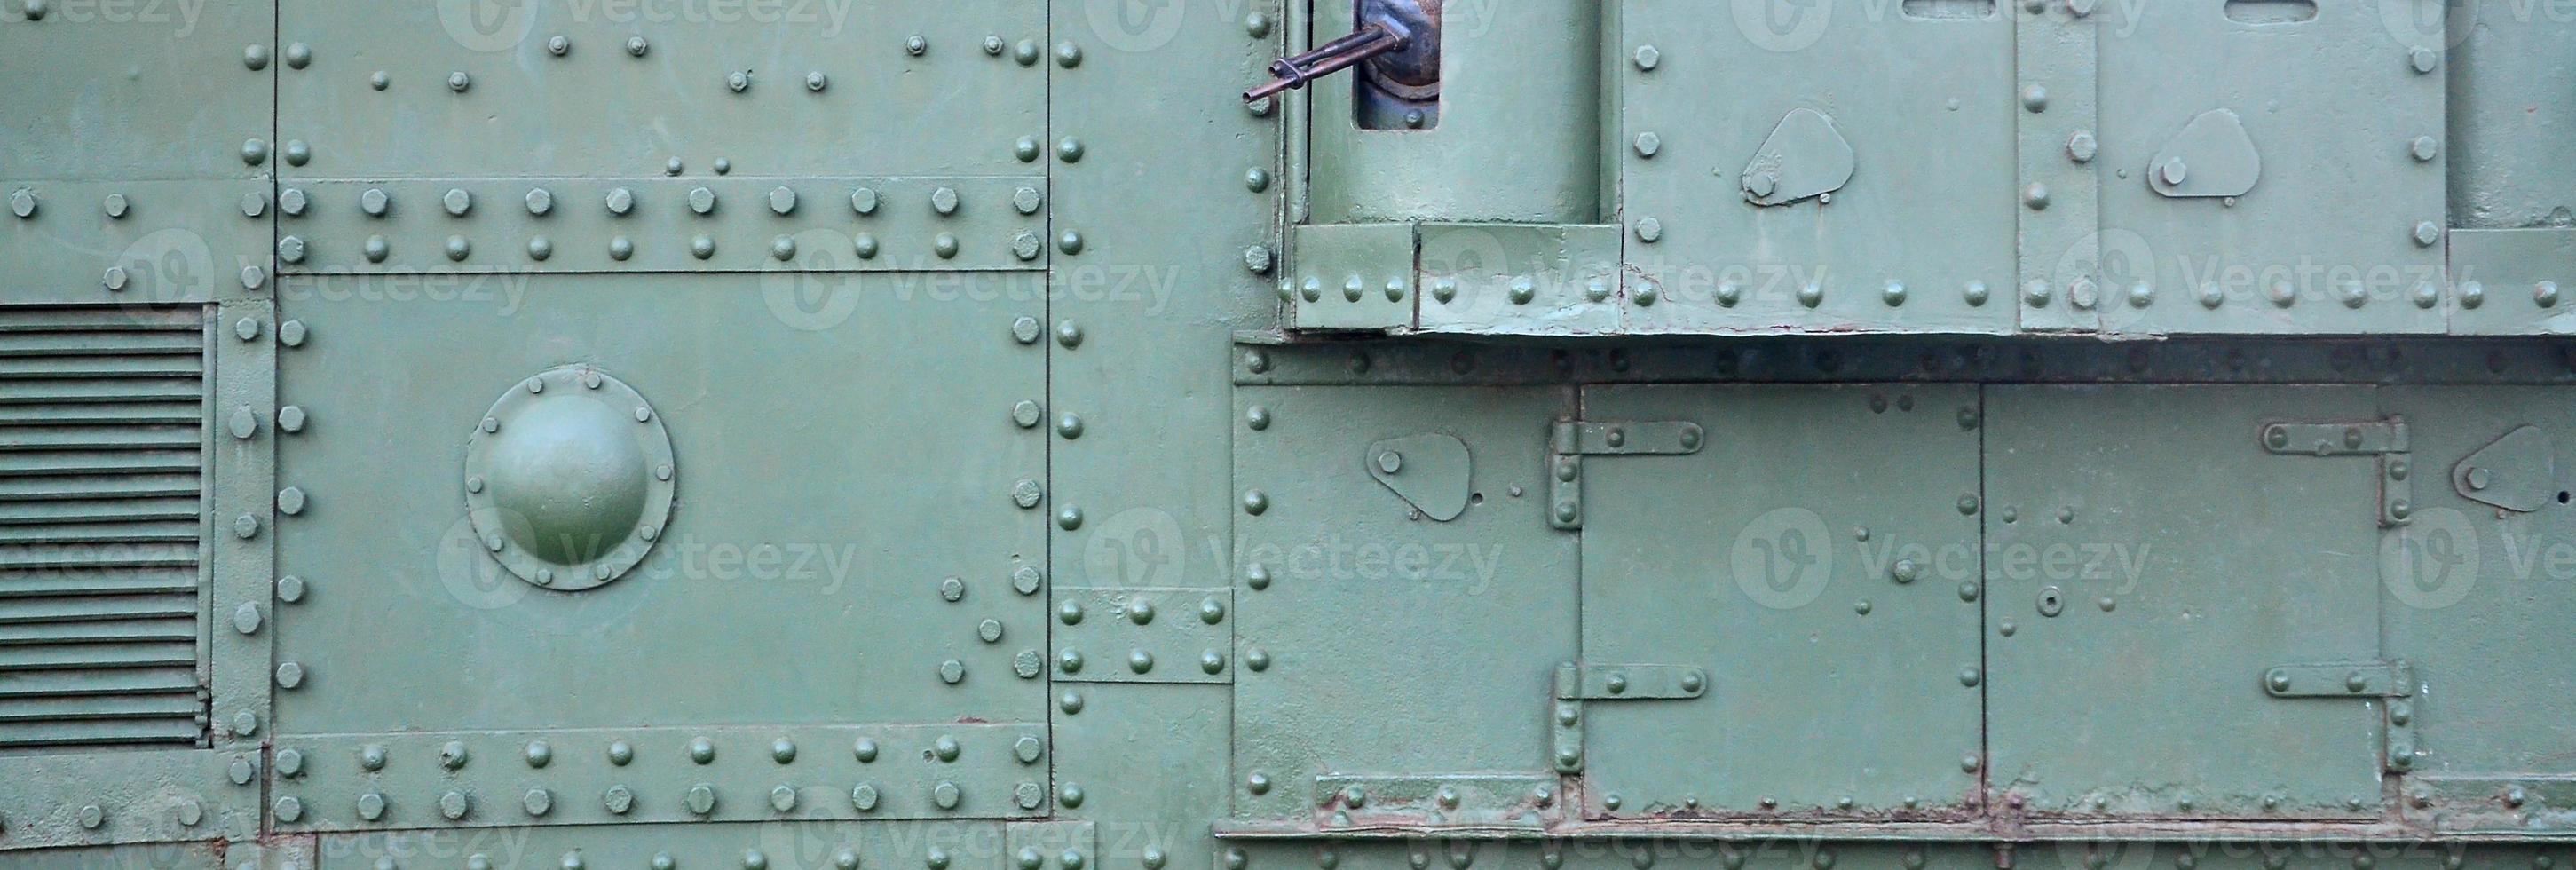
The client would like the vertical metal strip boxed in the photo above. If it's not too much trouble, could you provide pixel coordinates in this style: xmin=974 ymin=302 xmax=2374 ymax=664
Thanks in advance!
xmin=2014 ymin=0 xmax=2101 ymax=333
xmin=207 ymin=297 xmax=276 ymax=838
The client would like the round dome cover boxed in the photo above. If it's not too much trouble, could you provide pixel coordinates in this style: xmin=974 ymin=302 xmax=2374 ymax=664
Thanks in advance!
xmin=463 ymin=366 xmax=675 ymax=591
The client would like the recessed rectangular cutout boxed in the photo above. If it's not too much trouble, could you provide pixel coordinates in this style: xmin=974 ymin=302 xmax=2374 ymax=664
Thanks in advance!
xmin=2225 ymin=0 xmax=2319 ymax=23
xmin=1900 ymin=0 xmax=1995 ymax=20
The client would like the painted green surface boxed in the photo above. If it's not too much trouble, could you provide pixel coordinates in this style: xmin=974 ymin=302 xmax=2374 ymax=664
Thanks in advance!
xmin=13 ymin=0 xmax=2576 ymax=863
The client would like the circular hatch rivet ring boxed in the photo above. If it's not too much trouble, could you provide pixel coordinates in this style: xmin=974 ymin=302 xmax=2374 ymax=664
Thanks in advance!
xmin=463 ymin=365 xmax=676 ymax=591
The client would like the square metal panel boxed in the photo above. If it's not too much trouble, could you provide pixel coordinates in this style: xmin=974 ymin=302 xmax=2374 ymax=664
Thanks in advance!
xmin=1230 ymin=385 xmax=1576 ymax=823
xmin=1985 ymin=385 xmax=2387 ymax=819
xmin=272 ymin=273 xmax=1048 ymax=733
xmin=1615 ymin=0 xmax=2016 ymax=334
xmin=2095 ymin=4 xmax=2446 ymax=334
xmin=1576 ymin=384 xmax=1985 ymax=819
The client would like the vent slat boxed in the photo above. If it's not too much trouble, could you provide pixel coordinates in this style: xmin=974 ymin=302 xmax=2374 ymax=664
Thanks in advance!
xmin=0 ymin=496 xmax=200 ymax=526
xmin=0 ymin=308 xmax=204 ymax=333
xmin=0 ymin=617 xmax=197 ymax=645
xmin=0 ymin=717 xmax=204 ymax=747
xmin=0 ymin=357 xmax=204 ymax=379
xmin=0 ymin=424 xmax=201 ymax=451
xmin=0 ymin=668 xmax=198 ymax=699
xmin=0 ymin=378 xmax=204 ymax=406
xmin=0 ymin=542 xmax=198 ymax=571
xmin=0 ymin=594 xmax=197 ymax=625
xmin=0 ymin=641 xmax=197 ymax=671
xmin=0 ymin=692 xmax=202 ymax=723
xmin=0 ymin=403 xmax=201 ymax=427
xmin=0 ymin=519 xmax=198 ymax=545
xmin=0 ymin=471 xmax=201 ymax=499
xmin=0 ymin=568 xmax=200 ymax=598
xmin=0 ymin=332 xmax=206 ymax=358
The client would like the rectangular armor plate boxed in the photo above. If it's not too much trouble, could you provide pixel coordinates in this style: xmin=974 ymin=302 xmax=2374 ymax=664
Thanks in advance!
xmin=1576 ymin=384 xmax=1984 ymax=819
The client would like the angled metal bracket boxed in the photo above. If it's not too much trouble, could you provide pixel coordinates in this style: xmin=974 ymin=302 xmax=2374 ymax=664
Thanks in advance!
xmin=2454 ymin=424 xmax=2556 ymax=513
xmin=2262 ymin=660 xmax=2423 ymax=773
xmin=1545 ymin=421 xmax=1703 ymax=529
xmin=2260 ymin=418 xmax=2414 ymax=526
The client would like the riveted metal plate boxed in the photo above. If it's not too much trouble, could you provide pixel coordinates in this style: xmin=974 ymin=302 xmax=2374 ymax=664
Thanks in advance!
xmin=1414 ymin=223 xmax=1620 ymax=336
xmin=325 ymin=820 xmax=1008 ymax=870
xmin=279 ymin=177 xmax=1047 ymax=273
xmin=1232 ymin=385 xmax=1576 ymax=824
xmin=273 ymin=274 xmax=1046 ymax=732
xmin=462 ymin=365 xmax=676 ymax=592
xmin=1987 ymin=385 xmax=2387 ymax=819
xmin=209 ymin=299 xmax=276 ymax=752
xmin=2095 ymin=4 xmax=2446 ymax=335
xmin=2449 ymin=228 xmax=2576 ymax=336
xmin=1052 ymin=587 xmax=1235 ymax=684
xmin=1577 ymin=384 xmax=1983 ymax=819
xmin=0 ymin=179 xmax=276 ymax=305
xmin=2401 ymin=776 xmax=2576 ymax=833
xmin=1007 ymin=820 xmax=1098 ymax=870
xmin=272 ymin=724 xmax=1047 ymax=831
xmin=277 ymin=1 xmax=1044 ymax=179
xmin=1560 ymin=421 xmax=1703 ymax=456
xmin=1287 ymin=223 xmax=1416 ymax=332
xmin=0 ymin=748 xmax=257 ymax=850
xmin=1617 ymin=0 xmax=2015 ymax=335
xmin=2017 ymin=0 xmax=2102 ymax=334
xmin=1309 ymin=773 xmax=1557 ymax=831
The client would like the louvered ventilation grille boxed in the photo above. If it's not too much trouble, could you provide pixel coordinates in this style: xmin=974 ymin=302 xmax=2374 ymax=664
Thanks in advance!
xmin=0 ymin=307 xmax=209 ymax=749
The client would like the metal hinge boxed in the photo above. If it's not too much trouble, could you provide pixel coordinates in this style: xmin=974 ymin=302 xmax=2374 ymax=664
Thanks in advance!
xmin=1549 ymin=662 xmax=1706 ymax=774
xmin=2260 ymin=417 xmax=2414 ymax=526
xmin=1545 ymin=420 xmax=1704 ymax=529
xmin=2262 ymin=659 xmax=2424 ymax=772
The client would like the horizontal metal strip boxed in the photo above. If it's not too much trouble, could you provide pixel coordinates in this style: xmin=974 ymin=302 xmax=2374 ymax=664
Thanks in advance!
xmin=0 ymin=567 xmax=200 ymax=598
xmin=0 ymin=332 xmax=206 ymax=358
xmin=0 ymin=717 xmax=204 ymax=748
xmin=0 ymin=308 xmax=206 ymax=334
xmin=0 ymin=519 xmax=198 ymax=547
xmin=0 ymin=402 xmax=202 ymax=427
xmin=0 ymin=378 xmax=205 ymax=406
xmin=0 ymin=640 xmax=197 ymax=671
xmin=0 ymin=471 xmax=201 ymax=499
xmin=0 ymin=357 xmax=203 ymax=379
xmin=0 ymin=668 xmax=200 ymax=699
xmin=280 ymin=175 xmax=1049 ymax=274
xmin=0 ymin=593 xmax=198 ymax=625
xmin=0 ymin=542 xmax=199 ymax=571
xmin=0 ymin=495 xmax=201 ymax=526
xmin=0 ymin=691 xmax=202 ymax=723
xmin=278 ymin=723 xmax=1051 ymax=832
xmin=0 ymin=424 xmax=202 ymax=451
xmin=0 ymin=616 xmax=197 ymax=645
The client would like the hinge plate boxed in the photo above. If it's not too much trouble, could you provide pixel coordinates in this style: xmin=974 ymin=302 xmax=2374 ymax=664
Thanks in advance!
xmin=1546 ymin=420 xmax=1703 ymax=529
xmin=1556 ymin=663 xmax=1708 ymax=700
xmin=2261 ymin=418 xmax=2414 ymax=526
xmin=2262 ymin=660 xmax=2417 ymax=698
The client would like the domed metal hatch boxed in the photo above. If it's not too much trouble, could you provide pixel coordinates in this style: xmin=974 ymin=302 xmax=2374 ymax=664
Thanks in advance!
xmin=462 ymin=366 xmax=676 ymax=591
